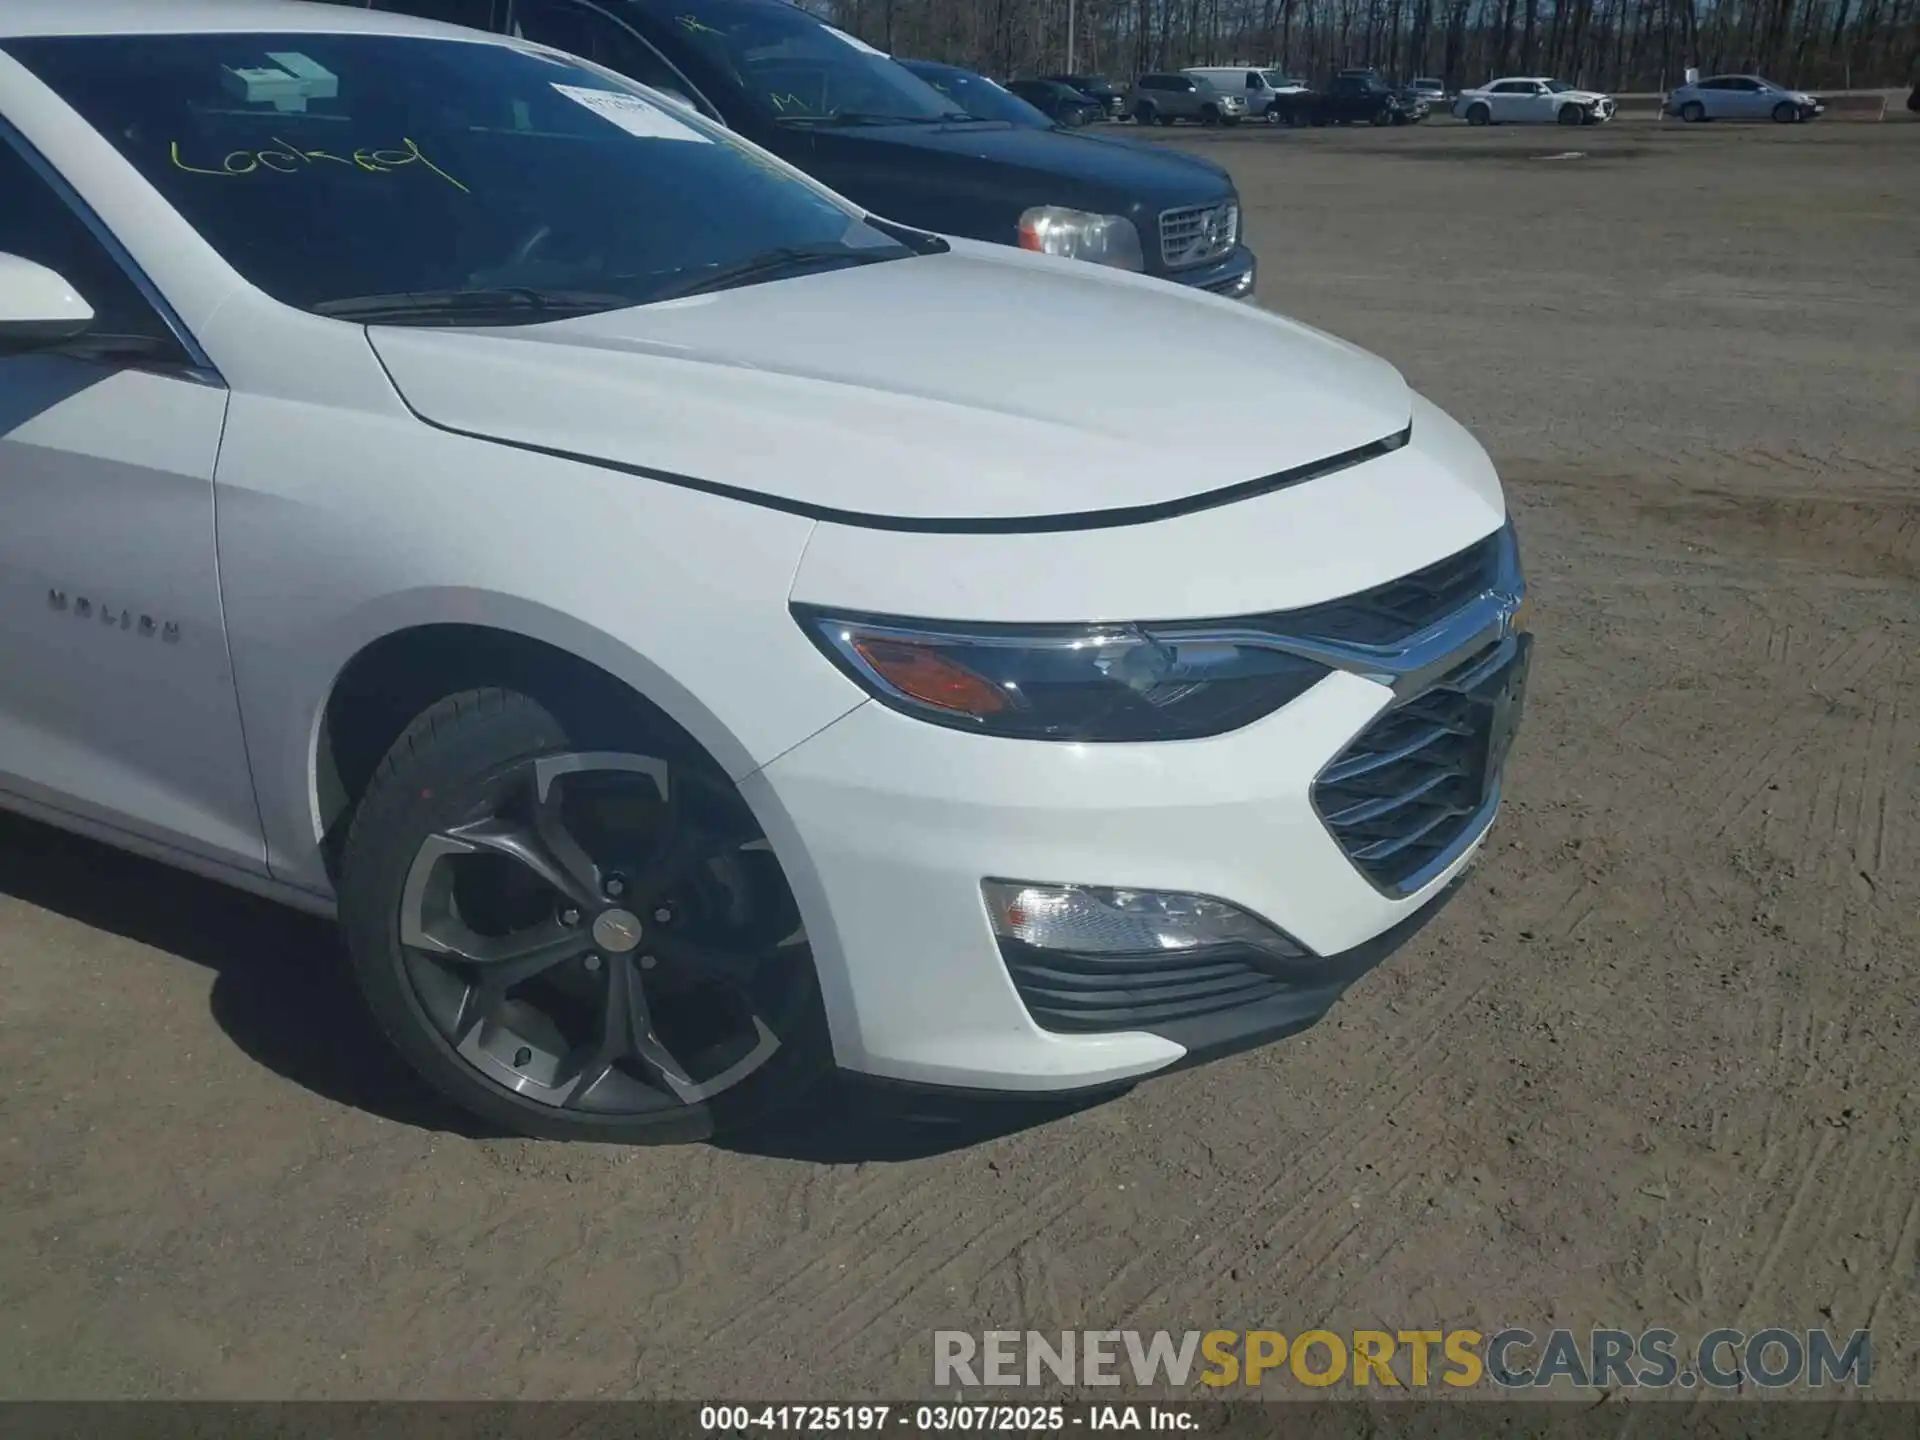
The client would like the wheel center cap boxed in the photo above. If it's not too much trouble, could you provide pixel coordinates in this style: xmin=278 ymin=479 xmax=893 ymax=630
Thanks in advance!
xmin=591 ymin=908 xmax=644 ymax=953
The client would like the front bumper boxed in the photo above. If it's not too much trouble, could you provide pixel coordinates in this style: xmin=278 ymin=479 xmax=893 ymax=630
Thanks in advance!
xmin=1164 ymin=242 xmax=1257 ymax=300
xmin=748 ymin=532 xmax=1525 ymax=1094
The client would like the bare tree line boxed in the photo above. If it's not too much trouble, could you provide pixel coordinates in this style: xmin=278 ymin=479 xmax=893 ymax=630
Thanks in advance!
xmin=810 ymin=0 xmax=1919 ymax=92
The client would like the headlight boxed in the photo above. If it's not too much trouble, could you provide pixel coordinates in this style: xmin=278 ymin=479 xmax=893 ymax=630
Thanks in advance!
xmin=793 ymin=609 xmax=1330 ymax=741
xmin=1016 ymin=206 xmax=1145 ymax=270
xmin=982 ymin=881 xmax=1307 ymax=962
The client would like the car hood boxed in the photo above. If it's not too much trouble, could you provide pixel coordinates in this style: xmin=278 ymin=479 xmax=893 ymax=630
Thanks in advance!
xmin=814 ymin=119 xmax=1235 ymax=209
xmin=1057 ymin=127 xmax=1231 ymax=178
xmin=367 ymin=245 xmax=1411 ymax=527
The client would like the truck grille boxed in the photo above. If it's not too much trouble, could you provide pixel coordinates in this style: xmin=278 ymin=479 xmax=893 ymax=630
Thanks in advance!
xmin=1159 ymin=201 xmax=1239 ymax=269
xmin=1277 ymin=528 xmax=1505 ymax=647
xmin=1313 ymin=635 xmax=1530 ymax=892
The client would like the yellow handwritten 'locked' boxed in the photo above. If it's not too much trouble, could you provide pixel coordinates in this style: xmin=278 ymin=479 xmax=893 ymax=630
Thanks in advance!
xmin=168 ymin=135 xmax=468 ymax=191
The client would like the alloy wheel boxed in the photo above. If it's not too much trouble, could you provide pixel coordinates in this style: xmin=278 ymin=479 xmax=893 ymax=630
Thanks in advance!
xmin=394 ymin=750 xmax=809 ymax=1116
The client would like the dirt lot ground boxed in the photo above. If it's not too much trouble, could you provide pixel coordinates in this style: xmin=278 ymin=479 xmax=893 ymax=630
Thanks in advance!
xmin=1 ymin=121 xmax=1915 ymax=1401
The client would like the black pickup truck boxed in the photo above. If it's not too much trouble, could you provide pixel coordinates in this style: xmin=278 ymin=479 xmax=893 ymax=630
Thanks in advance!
xmin=1277 ymin=70 xmax=1429 ymax=126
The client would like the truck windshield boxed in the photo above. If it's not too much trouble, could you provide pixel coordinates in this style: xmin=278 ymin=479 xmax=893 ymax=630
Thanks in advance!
xmin=4 ymin=32 xmax=919 ymax=320
xmin=646 ymin=0 xmax=963 ymax=124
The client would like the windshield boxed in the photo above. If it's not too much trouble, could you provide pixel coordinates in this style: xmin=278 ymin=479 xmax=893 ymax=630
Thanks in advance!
xmin=652 ymin=0 xmax=961 ymax=123
xmin=1260 ymin=71 xmax=1301 ymax=87
xmin=4 ymin=32 xmax=923 ymax=320
xmin=899 ymin=63 xmax=1040 ymax=126
xmin=1546 ymin=79 xmax=1575 ymax=92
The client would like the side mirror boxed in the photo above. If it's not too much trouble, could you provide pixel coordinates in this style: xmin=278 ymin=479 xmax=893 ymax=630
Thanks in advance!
xmin=0 ymin=252 xmax=93 ymax=354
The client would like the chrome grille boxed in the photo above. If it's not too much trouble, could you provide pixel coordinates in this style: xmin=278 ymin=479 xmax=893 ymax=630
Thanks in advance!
xmin=1275 ymin=529 xmax=1505 ymax=647
xmin=1159 ymin=201 xmax=1239 ymax=269
xmin=1313 ymin=636 xmax=1531 ymax=893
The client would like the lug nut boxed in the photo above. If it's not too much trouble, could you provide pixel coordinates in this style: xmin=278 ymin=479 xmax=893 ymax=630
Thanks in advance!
xmin=653 ymin=906 xmax=672 ymax=924
xmin=559 ymin=907 xmax=581 ymax=926
xmin=583 ymin=953 xmax=603 ymax=972
xmin=603 ymin=875 xmax=627 ymax=898
xmin=639 ymin=954 xmax=658 ymax=970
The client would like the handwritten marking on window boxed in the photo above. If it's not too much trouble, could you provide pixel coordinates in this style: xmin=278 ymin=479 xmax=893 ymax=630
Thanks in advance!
xmin=167 ymin=135 xmax=469 ymax=191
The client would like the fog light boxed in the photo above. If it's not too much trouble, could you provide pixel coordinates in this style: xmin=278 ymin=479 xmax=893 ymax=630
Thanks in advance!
xmin=982 ymin=880 xmax=1305 ymax=961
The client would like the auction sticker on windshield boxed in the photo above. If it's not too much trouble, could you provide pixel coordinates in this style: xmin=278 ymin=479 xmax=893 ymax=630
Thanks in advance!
xmin=551 ymin=83 xmax=710 ymax=142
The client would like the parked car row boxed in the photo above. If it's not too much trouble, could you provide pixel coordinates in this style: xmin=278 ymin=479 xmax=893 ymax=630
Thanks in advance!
xmin=1012 ymin=64 xmax=1836 ymax=130
xmin=0 ymin=0 xmax=1531 ymax=1144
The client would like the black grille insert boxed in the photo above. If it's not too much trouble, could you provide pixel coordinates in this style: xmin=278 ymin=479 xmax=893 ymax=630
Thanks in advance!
xmin=1000 ymin=940 xmax=1302 ymax=1033
xmin=1313 ymin=635 xmax=1530 ymax=891
xmin=1278 ymin=528 xmax=1504 ymax=647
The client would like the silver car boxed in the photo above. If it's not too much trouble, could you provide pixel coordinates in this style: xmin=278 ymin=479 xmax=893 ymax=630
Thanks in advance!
xmin=1131 ymin=72 xmax=1245 ymax=125
xmin=1664 ymin=74 xmax=1825 ymax=123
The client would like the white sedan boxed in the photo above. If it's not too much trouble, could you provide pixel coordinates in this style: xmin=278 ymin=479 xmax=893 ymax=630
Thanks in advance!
xmin=0 ymin=0 xmax=1527 ymax=1142
xmin=1455 ymin=76 xmax=1617 ymax=125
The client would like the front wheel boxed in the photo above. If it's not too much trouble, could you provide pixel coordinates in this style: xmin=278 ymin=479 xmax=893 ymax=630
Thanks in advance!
xmin=1772 ymin=101 xmax=1798 ymax=123
xmin=338 ymin=688 xmax=831 ymax=1144
xmin=1200 ymin=104 xmax=1220 ymax=126
xmin=1132 ymin=102 xmax=1156 ymax=125
xmin=1466 ymin=102 xmax=1491 ymax=126
xmin=1558 ymin=104 xmax=1583 ymax=125
xmin=1680 ymin=100 xmax=1705 ymax=122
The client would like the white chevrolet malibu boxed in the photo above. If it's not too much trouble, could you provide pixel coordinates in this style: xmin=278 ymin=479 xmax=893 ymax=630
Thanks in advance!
xmin=0 ymin=0 xmax=1529 ymax=1142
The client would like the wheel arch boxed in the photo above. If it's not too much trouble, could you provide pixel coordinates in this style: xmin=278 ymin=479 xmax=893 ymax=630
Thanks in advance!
xmin=309 ymin=604 xmax=868 ymax=1080
xmin=302 ymin=594 xmax=764 ymax=881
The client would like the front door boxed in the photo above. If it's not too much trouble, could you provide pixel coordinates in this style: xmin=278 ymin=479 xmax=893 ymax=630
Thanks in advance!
xmin=0 ymin=131 xmax=264 ymax=872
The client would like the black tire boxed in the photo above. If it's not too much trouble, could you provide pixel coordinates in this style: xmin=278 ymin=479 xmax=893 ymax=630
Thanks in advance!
xmin=1466 ymin=102 xmax=1491 ymax=126
xmin=1200 ymin=104 xmax=1220 ymax=126
xmin=1557 ymin=104 xmax=1583 ymax=125
xmin=1262 ymin=105 xmax=1280 ymax=125
xmin=1288 ymin=106 xmax=1309 ymax=127
xmin=1133 ymin=101 xmax=1156 ymax=124
xmin=1158 ymin=111 xmax=1177 ymax=126
xmin=1680 ymin=100 xmax=1705 ymax=122
xmin=338 ymin=687 xmax=832 ymax=1144
xmin=1771 ymin=100 xmax=1798 ymax=123
xmin=1370 ymin=106 xmax=1393 ymax=126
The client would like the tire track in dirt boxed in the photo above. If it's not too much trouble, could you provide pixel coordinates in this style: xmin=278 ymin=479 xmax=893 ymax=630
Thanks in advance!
xmin=1096 ymin=928 xmax=1566 ymax=1329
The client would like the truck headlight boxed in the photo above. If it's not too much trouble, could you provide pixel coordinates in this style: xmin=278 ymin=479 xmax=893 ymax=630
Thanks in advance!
xmin=1016 ymin=207 xmax=1145 ymax=270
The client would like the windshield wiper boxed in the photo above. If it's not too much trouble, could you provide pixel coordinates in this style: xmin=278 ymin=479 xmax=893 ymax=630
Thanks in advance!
xmin=648 ymin=244 xmax=907 ymax=303
xmin=312 ymin=287 xmax=634 ymax=325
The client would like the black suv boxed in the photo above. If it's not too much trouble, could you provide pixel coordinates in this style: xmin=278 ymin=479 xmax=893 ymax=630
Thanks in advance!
xmin=321 ymin=0 xmax=1255 ymax=298
xmin=1043 ymin=73 xmax=1127 ymax=118
xmin=1004 ymin=78 xmax=1102 ymax=126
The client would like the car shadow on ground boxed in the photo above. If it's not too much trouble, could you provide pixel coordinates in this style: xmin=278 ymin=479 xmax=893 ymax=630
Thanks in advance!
xmin=0 ymin=810 xmax=1100 ymax=1161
